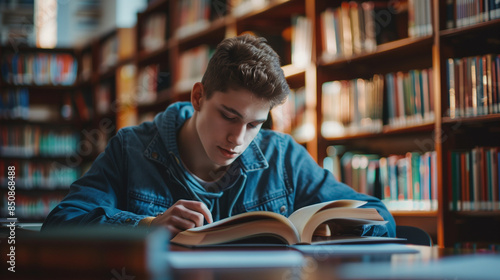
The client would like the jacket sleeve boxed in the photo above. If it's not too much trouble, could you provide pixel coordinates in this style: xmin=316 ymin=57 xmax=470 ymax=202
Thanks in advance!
xmin=284 ymin=136 xmax=396 ymax=237
xmin=41 ymin=131 xmax=149 ymax=230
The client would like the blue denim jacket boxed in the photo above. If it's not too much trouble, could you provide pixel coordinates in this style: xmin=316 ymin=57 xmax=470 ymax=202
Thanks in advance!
xmin=43 ymin=102 xmax=395 ymax=237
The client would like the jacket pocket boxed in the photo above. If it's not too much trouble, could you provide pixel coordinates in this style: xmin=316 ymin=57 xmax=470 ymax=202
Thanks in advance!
xmin=240 ymin=190 xmax=288 ymax=215
xmin=127 ymin=190 xmax=172 ymax=216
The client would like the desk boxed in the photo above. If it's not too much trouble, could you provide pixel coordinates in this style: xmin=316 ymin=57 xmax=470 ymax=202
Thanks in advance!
xmin=168 ymin=244 xmax=494 ymax=280
xmin=2 ymin=227 xmax=498 ymax=280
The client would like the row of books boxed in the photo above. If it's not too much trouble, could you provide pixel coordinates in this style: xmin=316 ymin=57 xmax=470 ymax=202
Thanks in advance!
xmin=71 ymin=90 xmax=94 ymax=121
xmin=0 ymin=0 xmax=35 ymax=46
xmin=176 ymin=0 xmax=213 ymax=39
xmin=136 ymin=64 xmax=171 ymax=105
xmin=116 ymin=64 xmax=137 ymax=107
xmin=91 ymin=28 xmax=135 ymax=76
xmin=454 ymin=242 xmax=500 ymax=252
xmin=115 ymin=64 xmax=138 ymax=130
xmin=80 ymin=51 xmax=93 ymax=82
xmin=320 ymin=2 xmax=377 ymax=60
xmin=95 ymin=82 xmax=112 ymax=115
xmin=98 ymin=35 xmax=118 ymax=73
xmin=231 ymin=0 xmax=268 ymax=17
xmin=380 ymin=151 xmax=438 ymax=211
xmin=270 ymin=87 xmax=315 ymax=143
xmin=0 ymin=160 xmax=79 ymax=190
xmin=323 ymin=147 xmax=438 ymax=211
xmin=175 ymin=45 xmax=213 ymax=92
xmin=1 ymin=52 xmax=77 ymax=86
xmin=449 ymin=146 xmax=499 ymax=211
xmin=385 ymin=68 xmax=435 ymax=128
xmin=0 ymin=88 xmax=94 ymax=122
xmin=0 ymin=126 xmax=79 ymax=158
xmin=1 ymin=193 xmax=65 ymax=220
xmin=447 ymin=54 xmax=500 ymax=118
xmin=141 ymin=12 xmax=167 ymax=52
xmin=291 ymin=15 xmax=312 ymax=68
xmin=319 ymin=1 xmax=420 ymax=61
xmin=446 ymin=0 xmax=500 ymax=29
xmin=321 ymin=74 xmax=384 ymax=138
xmin=0 ymin=88 xmax=29 ymax=119
xmin=408 ymin=0 xmax=433 ymax=38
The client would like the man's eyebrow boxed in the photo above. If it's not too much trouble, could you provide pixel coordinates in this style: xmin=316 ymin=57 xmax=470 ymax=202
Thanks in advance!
xmin=221 ymin=105 xmax=244 ymax=118
xmin=221 ymin=105 xmax=268 ymax=123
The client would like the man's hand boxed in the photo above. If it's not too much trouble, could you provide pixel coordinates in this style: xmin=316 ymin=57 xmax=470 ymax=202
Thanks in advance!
xmin=151 ymin=199 xmax=213 ymax=237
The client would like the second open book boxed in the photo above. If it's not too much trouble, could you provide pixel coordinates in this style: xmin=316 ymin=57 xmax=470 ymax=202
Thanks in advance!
xmin=171 ymin=199 xmax=398 ymax=247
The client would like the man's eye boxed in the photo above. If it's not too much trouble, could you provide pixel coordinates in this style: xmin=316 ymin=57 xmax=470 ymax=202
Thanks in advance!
xmin=222 ymin=113 xmax=236 ymax=121
xmin=247 ymin=123 xmax=260 ymax=129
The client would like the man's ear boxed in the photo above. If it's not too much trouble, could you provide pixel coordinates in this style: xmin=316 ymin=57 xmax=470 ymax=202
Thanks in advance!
xmin=191 ymin=82 xmax=204 ymax=111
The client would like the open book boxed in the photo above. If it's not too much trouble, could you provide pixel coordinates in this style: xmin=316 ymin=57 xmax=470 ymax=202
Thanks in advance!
xmin=171 ymin=199 xmax=393 ymax=247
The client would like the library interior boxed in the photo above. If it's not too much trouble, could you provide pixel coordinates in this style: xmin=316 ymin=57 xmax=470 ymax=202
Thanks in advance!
xmin=1 ymin=0 xmax=500 ymax=279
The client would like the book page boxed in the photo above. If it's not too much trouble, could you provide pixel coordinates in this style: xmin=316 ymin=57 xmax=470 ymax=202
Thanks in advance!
xmin=171 ymin=219 xmax=300 ymax=246
xmin=187 ymin=211 xmax=294 ymax=232
xmin=300 ymin=210 xmax=386 ymax=243
xmin=170 ymin=211 xmax=301 ymax=246
xmin=288 ymin=200 xmax=367 ymax=237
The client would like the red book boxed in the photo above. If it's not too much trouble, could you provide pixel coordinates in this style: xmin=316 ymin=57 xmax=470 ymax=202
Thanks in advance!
xmin=461 ymin=152 xmax=466 ymax=210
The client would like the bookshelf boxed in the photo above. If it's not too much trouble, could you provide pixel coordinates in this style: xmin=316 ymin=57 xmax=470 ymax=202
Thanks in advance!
xmin=0 ymin=46 xmax=89 ymax=222
xmin=2 ymin=0 xmax=499 ymax=248
xmin=96 ymin=0 xmax=499 ymax=248
xmin=85 ymin=27 xmax=138 ymax=152
xmin=437 ymin=0 xmax=500 ymax=248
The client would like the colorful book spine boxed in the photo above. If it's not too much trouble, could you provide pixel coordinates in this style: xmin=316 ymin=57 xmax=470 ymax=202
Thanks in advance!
xmin=386 ymin=67 xmax=435 ymax=128
xmin=447 ymin=0 xmax=500 ymax=29
xmin=321 ymin=74 xmax=384 ymax=137
xmin=0 ymin=126 xmax=79 ymax=158
xmin=324 ymin=148 xmax=438 ymax=211
xmin=0 ymin=160 xmax=79 ymax=190
xmin=141 ymin=12 xmax=167 ymax=52
xmin=176 ymin=0 xmax=212 ymax=38
xmin=1 ymin=52 xmax=77 ymax=86
xmin=449 ymin=146 xmax=500 ymax=211
xmin=0 ymin=193 xmax=65 ymax=220
xmin=446 ymin=54 xmax=500 ymax=118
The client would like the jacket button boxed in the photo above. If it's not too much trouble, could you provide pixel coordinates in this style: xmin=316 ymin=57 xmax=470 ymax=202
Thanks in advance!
xmin=280 ymin=206 xmax=287 ymax=213
xmin=125 ymin=218 xmax=132 ymax=223
xmin=152 ymin=152 xmax=158 ymax=159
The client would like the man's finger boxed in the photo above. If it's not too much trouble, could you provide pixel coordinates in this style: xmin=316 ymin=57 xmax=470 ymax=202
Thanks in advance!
xmin=180 ymin=200 xmax=213 ymax=224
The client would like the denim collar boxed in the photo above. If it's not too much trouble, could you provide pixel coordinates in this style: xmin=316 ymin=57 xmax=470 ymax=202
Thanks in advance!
xmin=144 ymin=102 xmax=269 ymax=172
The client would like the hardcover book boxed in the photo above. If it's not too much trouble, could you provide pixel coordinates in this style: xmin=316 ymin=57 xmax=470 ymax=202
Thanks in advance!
xmin=171 ymin=199 xmax=393 ymax=247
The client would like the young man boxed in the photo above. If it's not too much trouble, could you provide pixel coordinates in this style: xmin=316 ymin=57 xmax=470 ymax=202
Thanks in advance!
xmin=42 ymin=34 xmax=395 ymax=237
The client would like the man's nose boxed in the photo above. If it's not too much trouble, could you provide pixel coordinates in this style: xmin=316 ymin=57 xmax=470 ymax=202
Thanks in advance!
xmin=228 ymin=124 xmax=245 ymax=145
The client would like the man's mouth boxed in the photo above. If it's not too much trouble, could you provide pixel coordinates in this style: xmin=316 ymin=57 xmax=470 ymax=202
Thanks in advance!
xmin=218 ymin=147 xmax=238 ymax=158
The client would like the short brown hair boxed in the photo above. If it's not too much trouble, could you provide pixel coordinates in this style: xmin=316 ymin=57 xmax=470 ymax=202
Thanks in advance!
xmin=201 ymin=34 xmax=290 ymax=108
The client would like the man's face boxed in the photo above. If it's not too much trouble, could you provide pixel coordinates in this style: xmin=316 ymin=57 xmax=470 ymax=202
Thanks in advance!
xmin=195 ymin=88 xmax=271 ymax=170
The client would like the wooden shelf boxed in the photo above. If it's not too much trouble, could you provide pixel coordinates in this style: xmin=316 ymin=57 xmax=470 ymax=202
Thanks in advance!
xmin=442 ymin=114 xmax=500 ymax=125
xmin=0 ymin=84 xmax=78 ymax=90
xmin=0 ymin=46 xmax=93 ymax=222
xmin=3 ymin=0 xmax=497 ymax=249
xmin=0 ymin=118 xmax=90 ymax=127
xmin=440 ymin=18 xmax=500 ymax=37
xmin=453 ymin=211 xmax=500 ymax=218
xmin=234 ymin=0 xmax=304 ymax=22
xmin=391 ymin=210 xmax=438 ymax=217
xmin=319 ymin=36 xmax=434 ymax=68
xmin=175 ymin=16 xmax=227 ymax=48
xmin=382 ymin=122 xmax=435 ymax=134
xmin=322 ymin=122 xmax=434 ymax=142
xmin=137 ymin=44 xmax=171 ymax=66
xmin=9 ymin=188 xmax=71 ymax=193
